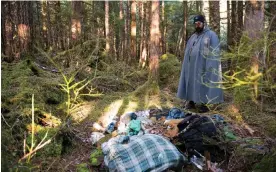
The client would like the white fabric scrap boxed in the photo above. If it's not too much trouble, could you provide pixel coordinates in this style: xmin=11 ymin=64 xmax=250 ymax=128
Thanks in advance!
xmin=90 ymin=132 xmax=105 ymax=144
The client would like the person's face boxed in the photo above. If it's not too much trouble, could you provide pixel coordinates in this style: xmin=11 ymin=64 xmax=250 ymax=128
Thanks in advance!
xmin=194 ymin=21 xmax=204 ymax=33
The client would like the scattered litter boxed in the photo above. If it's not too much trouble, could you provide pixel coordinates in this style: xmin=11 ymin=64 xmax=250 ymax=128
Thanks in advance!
xmin=92 ymin=122 xmax=105 ymax=132
xmin=90 ymin=132 xmax=105 ymax=145
xmin=106 ymin=122 xmax=115 ymax=134
xmin=190 ymin=155 xmax=204 ymax=170
xmin=89 ymin=108 xmax=264 ymax=171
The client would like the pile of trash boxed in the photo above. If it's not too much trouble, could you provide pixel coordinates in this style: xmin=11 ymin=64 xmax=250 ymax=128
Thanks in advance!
xmin=89 ymin=108 xmax=272 ymax=171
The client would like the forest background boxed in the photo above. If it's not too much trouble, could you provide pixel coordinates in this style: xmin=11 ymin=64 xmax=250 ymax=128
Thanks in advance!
xmin=1 ymin=0 xmax=276 ymax=171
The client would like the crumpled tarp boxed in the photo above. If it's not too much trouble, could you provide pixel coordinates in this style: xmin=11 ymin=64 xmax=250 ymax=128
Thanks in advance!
xmin=102 ymin=134 xmax=186 ymax=172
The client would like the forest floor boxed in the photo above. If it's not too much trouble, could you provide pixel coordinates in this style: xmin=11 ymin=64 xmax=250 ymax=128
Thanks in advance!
xmin=1 ymin=55 xmax=276 ymax=171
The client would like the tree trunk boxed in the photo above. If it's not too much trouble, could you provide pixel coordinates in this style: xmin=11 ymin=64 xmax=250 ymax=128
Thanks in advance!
xmin=237 ymin=1 xmax=244 ymax=42
xmin=55 ymin=1 xmax=64 ymax=50
xmin=268 ymin=1 xmax=276 ymax=81
xmin=111 ymin=2 xmax=116 ymax=59
xmin=269 ymin=2 xmax=276 ymax=31
xmin=209 ymin=0 xmax=220 ymax=36
xmin=1 ymin=2 xmax=7 ymax=56
xmin=146 ymin=1 xmax=151 ymax=61
xmin=28 ymin=1 xmax=34 ymax=53
xmin=124 ymin=1 xmax=130 ymax=61
xmin=202 ymin=1 xmax=209 ymax=24
xmin=149 ymin=0 xmax=160 ymax=82
xmin=17 ymin=1 xmax=31 ymax=55
xmin=140 ymin=1 xmax=148 ymax=68
xmin=161 ymin=0 xmax=165 ymax=54
xmin=196 ymin=1 xmax=202 ymax=13
xmin=41 ymin=1 xmax=48 ymax=49
xmin=139 ymin=1 xmax=144 ymax=66
xmin=227 ymin=0 xmax=231 ymax=71
xmin=119 ymin=0 xmax=125 ymax=60
xmin=244 ymin=0 xmax=264 ymax=98
xmin=46 ymin=2 xmax=52 ymax=49
xmin=231 ymin=1 xmax=237 ymax=44
xmin=181 ymin=0 xmax=188 ymax=60
xmin=130 ymin=0 xmax=137 ymax=63
xmin=71 ymin=1 xmax=83 ymax=45
xmin=105 ymin=1 xmax=110 ymax=54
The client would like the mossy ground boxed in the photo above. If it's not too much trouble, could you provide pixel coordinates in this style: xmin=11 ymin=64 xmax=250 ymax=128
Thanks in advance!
xmin=2 ymin=53 xmax=276 ymax=171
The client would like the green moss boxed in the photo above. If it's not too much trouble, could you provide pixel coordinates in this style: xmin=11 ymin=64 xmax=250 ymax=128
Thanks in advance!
xmin=1 ymin=60 xmax=64 ymax=115
xmin=90 ymin=148 xmax=103 ymax=166
xmin=117 ymin=97 xmax=130 ymax=116
xmin=76 ymin=163 xmax=89 ymax=172
xmin=253 ymin=150 xmax=276 ymax=172
xmin=230 ymin=145 xmax=265 ymax=171
xmin=233 ymin=86 xmax=252 ymax=104
xmin=159 ymin=54 xmax=181 ymax=90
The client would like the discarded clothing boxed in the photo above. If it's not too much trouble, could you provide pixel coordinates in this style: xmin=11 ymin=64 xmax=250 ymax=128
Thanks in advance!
xmin=130 ymin=113 xmax=137 ymax=120
xmin=102 ymin=134 xmax=186 ymax=172
xmin=90 ymin=132 xmax=105 ymax=145
xmin=118 ymin=135 xmax=130 ymax=144
xmin=135 ymin=110 xmax=150 ymax=118
xmin=127 ymin=120 xmax=141 ymax=136
xmin=211 ymin=114 xmax=225 ymax=123
xmin=118 ymin=111 xmax=153 ymax=135
xmin=177 ymin=115 xmax=218 ymax=155
xmin=166 ymin=108 xmax=186 ymax=120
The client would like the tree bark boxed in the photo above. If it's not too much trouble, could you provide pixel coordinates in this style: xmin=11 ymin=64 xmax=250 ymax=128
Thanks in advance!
xmin=71 ymin=1 xmax=83 ymax=45
xmin=209 ymin=0 xmax=220 ymax=36
xmin=196 ymin=1 xmax=202 ymax=13
xmin=146 ymin=1 xmax=151 ymax=61
xmin=55 ymin=1 xmax=64 ymax=50
xmin=41 ymin=1 xmax=48 ymax=49
xmin=181 ymin=0 xmax=188 ymax=60
xmin=149 ymin=0 xmax=160 ymax=82
xmin=161 ymin=0 xmax=165 ymax=54
xmin=17 ymin=1 xmax=31 ymax=55
xmin=119 ymin=0 xmax=125 ymax=60
xmin=28 ymin=1 xmax=34 ymax=53
xmin=140 ymin=1 xmax=148 ymax=68
xmin=139 ymin=1 xmax=144 ymax=65
xmin=105 ymin=0 xmax=110 ymax=54
xmin=124 ymin=1 xmax=130 ymax=61
xmin=268 ymin=1 xmax=276 ymax=81
xmin=231 ymin=1 xmax=237 ymax=44
xmin=46 ymin=2 xmax=52 ymax=49
xmin=1 ymin=1 xmax=7 ymax=56
xmin=244 ymin=0 xmax=264 ymax=98
xmin=237 ymin=1 xmax=244 ymax=42
xmin=130 ymin=0 xmax=137 ymax=63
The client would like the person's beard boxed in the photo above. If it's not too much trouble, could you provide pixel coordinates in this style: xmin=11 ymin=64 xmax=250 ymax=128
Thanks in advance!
xmin=195 ymin=27 xmax=204 ymax=33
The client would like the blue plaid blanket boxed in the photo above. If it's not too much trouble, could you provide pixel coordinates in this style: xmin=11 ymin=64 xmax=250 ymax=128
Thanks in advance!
xmin=102 ymin=134 xmax=186 ymax=172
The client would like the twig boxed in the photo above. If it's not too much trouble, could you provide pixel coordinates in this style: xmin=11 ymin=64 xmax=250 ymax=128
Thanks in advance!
xmin=46 ymin=159 xmax=57 ymax=172
xmin=1 ymin=113 xmax=11 ymax=127
xmin=19 ymin=139 xmax=52 ymax=162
